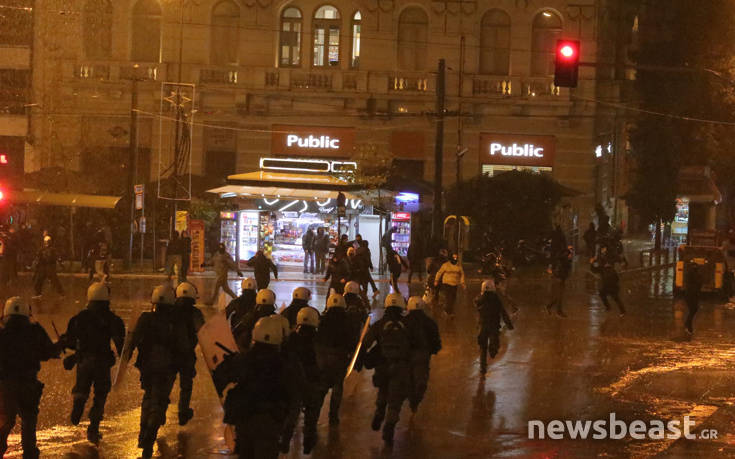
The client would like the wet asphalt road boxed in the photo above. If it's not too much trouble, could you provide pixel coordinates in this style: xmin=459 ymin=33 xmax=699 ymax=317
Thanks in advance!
xmin=4 ymin=262 xmax=735 ymax=458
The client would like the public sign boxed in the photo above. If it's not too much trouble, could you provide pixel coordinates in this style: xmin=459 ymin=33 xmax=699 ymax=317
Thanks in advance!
xmin=272 ymin=124 xmax=355 ymax=158
xmin=479 ymin=133 xmax=556 ymax=168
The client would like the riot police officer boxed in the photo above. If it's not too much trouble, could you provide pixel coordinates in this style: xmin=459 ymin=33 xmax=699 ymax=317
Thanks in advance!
xmin=281 ymin=286 xmax=312 ymax=330
xmin=404 ymin=296 xmax=441 ymax=413
xmin=60 ymin=282 xmax=125 ymax=444
xmin=174 ymin=281 xmax=205 ymax=426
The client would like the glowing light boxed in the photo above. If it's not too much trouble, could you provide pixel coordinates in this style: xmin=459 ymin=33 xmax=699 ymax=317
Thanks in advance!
xmin=543 ymin=11 xmax=552 ymax=17
xmin=0 ymin=154 xmax=7 ymax=164
xmin=263 ymin=198 xmax=280 ymax=206
xmin=560 ymin=45 xmax=575 ymax=59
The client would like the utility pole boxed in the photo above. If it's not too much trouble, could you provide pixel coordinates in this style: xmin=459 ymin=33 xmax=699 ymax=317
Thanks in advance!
xmin=126 ymin=77 xmax=139 ymax=270
xmin=433 ymin=58 xmax=446 ymax=238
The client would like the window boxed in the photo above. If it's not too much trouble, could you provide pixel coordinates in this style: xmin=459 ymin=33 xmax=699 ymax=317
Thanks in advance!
xmin=280 ymin=7 xmax=302 ymax=67
xmin=83 ymin=0 xmax=112 ymax=59
xmin=313 ymin=5 xmax=341 ymax=67
xmin=393 ymin=159 xmax=425 ymax=181
xmin=397 ymin=8 xmax=428 ymax=71
xmin=531 ymin=10 xmax=562 ymax=76
xmin=211 ymin=1 xmax=240 ymax=65
xmin=206 ymin=150 xmax=237 ymax=179
xmin=131 ymin=0 xmax=162 ymax=62
xmin=351 ymin=11 xmax=361 ymax=68
xmin=480 ymin=9 xmax=510 ymax=75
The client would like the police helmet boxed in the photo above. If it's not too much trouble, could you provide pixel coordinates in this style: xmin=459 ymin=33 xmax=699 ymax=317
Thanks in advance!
xmin=256 ymin=289 xmax=276 ymax=306
xmin=344 ymin=281 xmax=360 ymax=295
xmin=292 ymin=287 xmax=311 ymax=301
xmin=296 ymin=306 xmax=320 ymax=327
xmin=151 ymin=285 xmax=175 ymax=306
xmin=87 ymin=282 xmax=110 ymax=302
xmin=326 ymin=293 xmax=346 ymax=309
xmin=175 ymin=281 xmax=198 ymax=300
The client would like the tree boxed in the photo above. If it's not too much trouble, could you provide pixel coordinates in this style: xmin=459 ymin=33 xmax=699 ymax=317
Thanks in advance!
xmin=445 ymin=171 xmax=563 ymax=248
xmin=628 ymin=0 xmax=735 ymax=248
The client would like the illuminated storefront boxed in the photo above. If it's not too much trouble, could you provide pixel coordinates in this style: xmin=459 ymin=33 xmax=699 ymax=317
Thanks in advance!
xmin=479 ymin=133 xmax=556 ymax=176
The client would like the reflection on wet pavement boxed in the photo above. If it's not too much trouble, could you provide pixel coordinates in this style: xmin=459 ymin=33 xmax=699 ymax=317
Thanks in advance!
xmin=4 ymin=265 xmax=735 ymax=457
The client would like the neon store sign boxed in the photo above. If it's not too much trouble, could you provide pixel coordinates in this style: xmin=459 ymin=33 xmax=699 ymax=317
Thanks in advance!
xmin=286 ymin=134 xmax=340 ymax=149
xmin=490 ymin=143 xmax=544 ymax=158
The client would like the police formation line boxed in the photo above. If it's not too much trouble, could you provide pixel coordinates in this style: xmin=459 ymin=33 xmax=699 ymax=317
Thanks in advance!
xmin=0 ymin=277 xmax=516 ymax=459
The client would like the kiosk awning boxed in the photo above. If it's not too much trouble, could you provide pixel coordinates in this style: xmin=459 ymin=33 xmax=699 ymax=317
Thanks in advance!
xmin=9 ymin=189 xmax=123 ymax=209
xmin=208 ymin=171 xmax=393 ymax=202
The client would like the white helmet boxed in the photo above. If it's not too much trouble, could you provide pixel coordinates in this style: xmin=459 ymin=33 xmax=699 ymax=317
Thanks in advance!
xmin=481 ymin=279 xmax=496 ymax=293
xmin=296 ymin=306 xmax=320 ymax=327
xmin=326 ymin=293 xmax=346 ymax=309
xmin=256 ymin=289 xmax=276 ymax=306
xmin=252 ymin=315 xmax=285 ymax=345
xmin=407 ymin=296 xmax=425 ymax=311
xmin=241 ymin=278 xmax=256 ymax=291
xmin=175 ymin=281 xmax=198 ymax=299
xmin=384 ymin=293 xmax=406 ymax=309
xmin=87 ymin=282 xmax=110 ymax=302
xmin=344 ymin=281 xmax=360 ymax=295
xmin=292 ymin=287 xmax=311 ymax=302
xmin=3 ymin=297 xmax=30 ymax=319
xmin=151 ymin=285 xmax=175 ymax=305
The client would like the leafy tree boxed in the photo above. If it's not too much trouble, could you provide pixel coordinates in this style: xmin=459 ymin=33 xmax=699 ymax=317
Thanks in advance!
xmin=628 ymin=0 xmax=735 ymax=247
xmin=445 ymin=171 xmax=563 ymax=248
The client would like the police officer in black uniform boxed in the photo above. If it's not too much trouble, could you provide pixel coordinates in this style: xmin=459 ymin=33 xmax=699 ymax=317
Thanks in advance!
xmin=404 ymin=295 xmax=441 ymax=413
xmin=281 ymin=286 xmax=312 ymax=330
xmin=173 ymin=281 xmax=205 ymax=426
xmin=219 ymin=315 xmax=300 ymax=459
xmin=60 ymin=282 xmax=125 ymax=444
xmin=234 ymin=289 xmax=289 ymax=353
xmin=225 ymin=277 xmax=257 ymax=328
xmin=315 ymin=293 xmax=357 ymax=426
xmin=0 ymin=297 xmax=60 ymax=459
xmin=280 ymin=306 xmax=321 ymax=454
xmin=361 ymin=293 xmax=412 ymax=446
xmin=124 ymin=285 xmax=188 ymax=459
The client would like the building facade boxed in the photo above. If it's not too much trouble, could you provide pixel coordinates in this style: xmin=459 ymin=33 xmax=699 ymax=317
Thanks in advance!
xmin=29 ymin=0 xmax=607 ymax=231
xmin=0 ymin=0 xmax=32 ymax=189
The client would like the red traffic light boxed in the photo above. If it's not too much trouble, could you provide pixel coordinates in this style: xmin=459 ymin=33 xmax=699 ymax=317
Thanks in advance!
xmin=556 ymin=41 xmax=579 ymax=62
xmin=0 ymin=154 xmax=7 ymax=164
xmin=0 ymin=189 xmax=4 ymax=201
xmin=554 ymin=40 xmax=580 ymax=88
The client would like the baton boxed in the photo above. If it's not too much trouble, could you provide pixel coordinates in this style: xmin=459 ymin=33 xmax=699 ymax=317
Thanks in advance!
xmin=215 ymin=341 xmax=236 ymax=355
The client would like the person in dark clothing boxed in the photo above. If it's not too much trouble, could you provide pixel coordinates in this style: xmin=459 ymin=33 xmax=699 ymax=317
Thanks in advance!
xmin=381 ymin=227 xmax=396 ymax=253
xmin=226 ymin=278 xmax=257 ymax=341
xmin=315 ymin=294 xmax=357 ymax=426
xmin=33 ymin=236 xmax=64 ymax=296
xmin=234 ymin=289 xmax=289 ymax=353
xmin=302 ymin=228 xmax=315 ymax=274
xmin=590 ymin=246 xmax=626 ymax=316
xmin=407 ymin=241 xmax=426 ymax=283
xmin=314 ymin=227 xmax=329 ymax=274
xmin=280 ymin=306 xmax=322 ymax=455
xmin=0 ymin=227 xmax=18 ymax=288
xmin=87 ymin=240 xmax=111 ymax=282
xmin=361 ymin=293 xmax=411 ymax=446
xmin=347 ymin=247 xmax=369 ymax=289
xmin=247 ymin=250 xmax=278 ymax=291
xmin=545 ymin=247 xmax=573 ymax=317
xmin=180 ymin=230 xmax=192 ymax=281
xmin=324 ymin=253 xmax=351 ymax=295
xmin=357 ymin=240 xmax=380 ymax=296
xmin=281 ymin=286 xmax=312 ymax=330
xmin=173 ymin=282 xmax=205 ymax=426
xmin=475 ymin=281 xmax=514 ymax=375
xmin=683 ymin=262 xmax=703 ymax=334
xmin=123 ymin=285 xmax=189 ymax=459
xmin=405 ymin=296 xmax=441 ymax=413
xmin=216 ymin=315 xmax=300 ymax=459
xmin=59 ymin=282 xmax=125 ymax=444
xmin=583 ymin=223 xmax=597 ymax=257
xmin=335 ymin=234 xmax=351 ymax=258
xmin=387 ymin=248 xmax=409 ymax=295
xmin=550 ymin=225 xmax=567 ymax=257
xmin=344 ymin=281 xmax=369 ymax=315
xmin=0 ymin=297 xmax=60 ymax=459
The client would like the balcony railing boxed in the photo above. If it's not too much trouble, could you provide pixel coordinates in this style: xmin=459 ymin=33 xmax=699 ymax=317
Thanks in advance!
xmin=389 ymin=73 xmax=430 ymax=92
xmin=75 ymin=64 xmax=111 ymax=80
xmin=472 ymin=76 xmax=512 ymax=96
xmin=119 ymin=63 xmax=160 ymax=81
xmin=522 ymin=78 xmax=561 ymax=97
xmin=290 ymin=72 xmax=333 ymax=90
xmin=200 ymin=68 xmax=238 ymax=84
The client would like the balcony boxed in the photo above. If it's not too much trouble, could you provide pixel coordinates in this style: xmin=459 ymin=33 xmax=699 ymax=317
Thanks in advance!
xmin=472 ymin=76 xmax=513 ymax=96
xmin=290 ymin=71 xmax=333 ymax=90
xmin=119 ymin=63 xmax=161 ymax=81
xmin=74 ymin=64 xmax=111 ymax=80
xmin=389 ymin=73 xmax=431 ymax=92
xmin=200 ymin=67 xmax=238 ymax=85
xmin=522 ymin=77 xmax=562 ymax=97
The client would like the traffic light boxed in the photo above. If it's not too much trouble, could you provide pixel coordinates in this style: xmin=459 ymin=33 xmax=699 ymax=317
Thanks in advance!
xmin=554 ymin=40 xmax=580 ymax=88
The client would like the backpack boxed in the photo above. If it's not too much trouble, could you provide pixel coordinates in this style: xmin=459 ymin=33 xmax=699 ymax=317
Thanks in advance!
xmin=379 ymin=319 xmax=410 ymax=360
